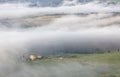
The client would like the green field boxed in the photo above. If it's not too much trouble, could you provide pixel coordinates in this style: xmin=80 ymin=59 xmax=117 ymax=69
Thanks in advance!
xmin=28 ymin=51 xmax=120 ymax=77
xmin=30 ymin=51 xmax=120 ymax=64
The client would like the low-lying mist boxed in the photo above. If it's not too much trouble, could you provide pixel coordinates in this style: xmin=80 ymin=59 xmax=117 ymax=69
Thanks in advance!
xmin=0 ymin=0 xmax=120 ymax=77
xmin=0 ymin=61 xmax=112 ymax=77
xmin=0 ymin=14 xmax=120 ymax=77
xmin=1 ymin=14 xmax=120 ymax=55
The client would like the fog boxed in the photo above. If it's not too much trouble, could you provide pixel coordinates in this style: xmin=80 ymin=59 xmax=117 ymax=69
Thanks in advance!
xmin=0 ymin=1 xmax=120 ymax=18
xmin=0 ymin=0 xmax=120 ymax=77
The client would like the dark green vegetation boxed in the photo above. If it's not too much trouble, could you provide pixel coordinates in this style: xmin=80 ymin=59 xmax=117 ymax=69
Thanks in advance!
xmin=29 ymin=51 xmax=120 ymax=77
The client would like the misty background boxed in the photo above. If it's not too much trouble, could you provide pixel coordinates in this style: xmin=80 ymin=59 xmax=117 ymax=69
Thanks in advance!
xmin=0 ymin=0 xmax=120 ymax=77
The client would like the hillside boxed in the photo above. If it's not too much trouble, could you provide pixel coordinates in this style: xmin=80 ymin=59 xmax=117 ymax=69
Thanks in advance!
xmin=29 ymin=52 xmax=120 ymax=77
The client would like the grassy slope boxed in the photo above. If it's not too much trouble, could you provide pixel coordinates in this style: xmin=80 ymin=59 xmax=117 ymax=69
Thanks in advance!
xmin=29 ymin=51 xmax=120 ymax=77
xmin=65 ymin=51 xmax=120 ymax=64
xmin=31 ymin=51 xmax=120 ymax=64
